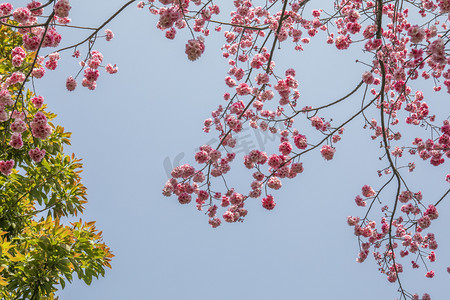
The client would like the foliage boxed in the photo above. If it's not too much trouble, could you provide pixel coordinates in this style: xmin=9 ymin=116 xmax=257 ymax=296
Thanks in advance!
xmin=0 ymin=21 xmax=112 ymax=300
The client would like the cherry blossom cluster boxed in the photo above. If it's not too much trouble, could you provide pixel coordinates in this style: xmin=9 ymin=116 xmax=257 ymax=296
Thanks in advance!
xmin=349 ymin=183 xmax=441 ymax=283
xmin=153 ymin=0 xmax=449 ymax=298
xmin=0 ymin=0 xmax=119 ymax=175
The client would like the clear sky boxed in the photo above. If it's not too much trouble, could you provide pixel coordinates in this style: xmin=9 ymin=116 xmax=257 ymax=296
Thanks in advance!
xmin=26 ymin=0 xmax=450 ymax=299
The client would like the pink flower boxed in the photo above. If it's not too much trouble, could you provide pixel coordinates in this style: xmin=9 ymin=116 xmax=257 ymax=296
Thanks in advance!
xmin=208 ymin=217 xmax=221 ymax=228
xmin=439 ymin=0 xmax=450 ymax=13
xmin=185 ymin=37 xmax=205 ymax=61
xmin=105 ymin=64 xmax=118 ymax=74
xmin=0 ymin=3 xmax=13 ymax=16
xmin=27 ymin=1 xmax=43 ymax=16
xmin=355 ymin=195 xmax=366 ymax=207
xmin=310 ymin=116 xmax=324 ymax=130
xmin=31 ymin=67 xmax=45 ymax=79
xmin=31 ymin=96 xmax=44 ymax=108
xmin=105 ymin=29 xmax=114 ymax=41
xmin=268 ymin=154 xmax=283 ymax=168
xmin=335 ymin=35 xmax=351 ymax=50
xmin=0 ymin=160 xmax=14 ymax=176
xmin=10 ymin=119 xmax=27 ymax=133
xmin=12 ymin=47 xmax=26 ymax=58
xmin=267 ymin=176 xmax=282 ymax=190
xmin=362 ymin=71 xmax=374 ymax=84
xmin=165 ymin=28 xmax=176 ymax=40
xmin=22 ymin=34 xmax=41 ymax=51
xmin=195 ymin=150 xmax=209 ymax=164
xmin=66 ymin=76 xmax=77 ymax=91
xmin=84 ymin=68 xmax=99 ymax=82
xmin=236 ymin=83 xmax=251 ymax=95
xmin=408 ymin=25 xmax=425 ymax=44
xmin=320 ymin=145 xmax=335 ymax=160
xmin=31 ymin=112 xmax=52 ymax=139
xmin=428 ymin=251 xmax=436 ymax=262
xmin=362 ymin=185 xmax=376 ymax=197
xmin=418 ymin=216 xmax=431 ymax=229
xmin=279 ymin=141 xmax=292 ymax=155
xmin=12 ymin=55 xmax=24 ymax=67
xmin=9 ymin=133 xmax=23 ymax=149
xmin=290 ymin=162 xmax=303 ymax=174
xmin=54 ymin=0 xmax=71 ymax=18
xmin=8 ymin=72 xmax=26 ymax=85
xmin=425 ymin=270 xmax=435 ymax=278
xmin=223 ymin=210 xmax=236 ymax=222
xmin=424 ymin=204 xmax=439 ymax=220
xmin=178 ymin=192 xmax=192 ymax=204
xmin=294 ymin=134 xmax=308 ymax=149
xmin=45 ymin=60 xmax=58 ymax=70
xmin=13 ymin=7 xmax=31 ymax=23
xmin=29 ymin=147 xmax=46 ymax=163
xmin=262 ymin=195 xmax=276 ymax=210
xmin=0 ymin=89 xmax=13 ymax=106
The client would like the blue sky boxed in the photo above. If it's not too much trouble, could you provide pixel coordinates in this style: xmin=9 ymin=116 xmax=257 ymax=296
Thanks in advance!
xmin=24 ymin=0 xmax=450 ymax=299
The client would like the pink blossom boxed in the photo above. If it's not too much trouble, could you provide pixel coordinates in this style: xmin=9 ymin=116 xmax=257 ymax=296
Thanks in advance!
xmin=29 ymin=147 xmax=46 ymax=163
xmin=12 ymin=47 xmax=26 ymax=58
xmin=424 ymin=204 xmax=439 ymax=220
xmin=10 ymin=119 xmax=27 ymax=133
xmin=165 ymin=28 xmax=176 ymax=40
xmin=178 ymin=192 xmax=192 ymax=204
xmin=320 ymin=145 xmax=335 ymax=160
xmin=27 ymin=1 xmax=43 ymax=16
xmin=408 ymin=25 xmax=425 ymax=44
xmin=22 ymin=34 xmax=40 ymax=51
xmin=362 ymin=185 xmax=376 ymax=197
xmin=236 ymin=83 xmax=251 ymax=95
xmin=66 ymin=76 xmax=77 ymax=91
xmin=278 ymin=141 xmax=292 ymax=155
xmin=9 ymin=133 xmax=23 ymax=149
xmin=105 ymin=29 xmax=114 ymax=41
xmin=335 ymin=35 xmax=351 ymax=50
xmin=0 ymin=160 xmax=14 ymax=176
xmin=84 ymin=68 xmax=99 ymax=82
xmin=439 ymin=0 xmax=450 ymax=13
xmin=8 ymin=72 xmax=25 ymax=85
xmin=223 ymin=210 xmax=236 ymax=222
xmin=0 ymin=89 xmax=13 ymax=106
xmin=355 ymin=195 xmax=366 ymax=207
xmin=294 ymin=134 xmax=307 ymax=149
xmin=54 ymin=0 xmax=71 ymax=18
xmin=31 ymin=67 xmax=45 ymax=79
xmin=290 ymin=163 xmax=303 ymax=174
xmin=267 ymin=176 xmax=282 ymax=190
xmin=105 ymin=64 xmax=118 ymax=74
xmin=418 ymin=216 xmax=431 ymax=229
xmin=362 ymin=71 xmax=374 ymax=84
xmin=0 ymin=3 xmax=13 ymax=16
xmin=208 ymin=217 xmax=221 ymax=228
xmin=268 ymin=154 xmax=283 ymax=168
xmin=185 ymin=37 xmax=205 ymax=61
xmin=12 ymin=55 xmax=24 ymax=67
xmin=310 ymin=116 xmax=324 ymax=130
xmin=13 ymin=7 xmax=31 ymax=23
xmin=262 ymin=195 xmax=276 ymax=210
xmin=31 ymin=96 xmax=44 ymax=108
